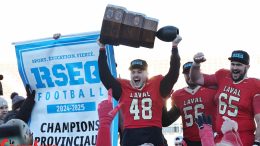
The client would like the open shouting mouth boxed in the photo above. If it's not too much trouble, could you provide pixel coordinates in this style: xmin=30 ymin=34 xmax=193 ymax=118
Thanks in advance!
xmin=133 ymin=78 xmax=141 ymax=85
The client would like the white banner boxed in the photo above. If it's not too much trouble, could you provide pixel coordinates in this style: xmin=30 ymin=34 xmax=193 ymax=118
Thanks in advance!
xmin=14 ymin=32 xmax=118 ymax=146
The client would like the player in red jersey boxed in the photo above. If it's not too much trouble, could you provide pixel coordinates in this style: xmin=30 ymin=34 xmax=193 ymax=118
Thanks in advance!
xmin=163 ymin=61 xmax=217 ymax=146
xmin=190 ymin=50 xmax=260 ymax=146
xmin=98 ymin=35 xmax=182 ymax=146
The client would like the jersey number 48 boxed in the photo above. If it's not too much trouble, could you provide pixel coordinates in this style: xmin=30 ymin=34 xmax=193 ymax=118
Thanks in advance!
xmin=130 ymin=98 xmax=152 ymax=120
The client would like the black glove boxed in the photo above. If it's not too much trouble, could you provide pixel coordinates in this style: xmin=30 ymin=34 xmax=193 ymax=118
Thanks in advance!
xmin=26 ymin=84 xmax=35 ymax=100
xmin=195 ymin=114 xmax=212 ymax=129
xmin=253 ymin=140 xmax=260 ymax=146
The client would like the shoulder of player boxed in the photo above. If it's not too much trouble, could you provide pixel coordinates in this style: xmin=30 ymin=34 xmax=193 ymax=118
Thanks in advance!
xmin=214 ymin=68 xmax=231 ymax=81
xmin=117 ymin=78 xmax=129 ymax=84
xmin=247 ymin=77 xmax=260 ymax=82
xmin=148 ymin=75 xmax=163 ymax=82
xmin=171 ymin=88 xmax=185 ymax=99
xmin=198 ymin=87 xmax=217 ymax=100
xmin=246 ymin=77 xmax=260 ymax=87
xmin=216 ymin=68 xmax=230 ymax=75
xmin=200 ymin=86 xmax=217 ymax=93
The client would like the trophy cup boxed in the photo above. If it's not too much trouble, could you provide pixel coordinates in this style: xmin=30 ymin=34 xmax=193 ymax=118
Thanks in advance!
xmin=100 ymin=4 xmax=179 ymax=48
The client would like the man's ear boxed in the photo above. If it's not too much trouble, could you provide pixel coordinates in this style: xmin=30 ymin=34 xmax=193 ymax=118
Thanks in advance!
xmin=245 ymin=64 xmax=250 ymax=73
xmin=143 ymin=71 xmax=148 ymax=78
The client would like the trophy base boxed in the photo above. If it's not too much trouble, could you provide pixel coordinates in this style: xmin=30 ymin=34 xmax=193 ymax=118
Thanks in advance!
xmin=100 ymin=20 xmax=121 ymax=46
xmin=119 ymin=24 xmax=142 ymax=48
xmin=140 ymin=29 xmax=156 ymax=48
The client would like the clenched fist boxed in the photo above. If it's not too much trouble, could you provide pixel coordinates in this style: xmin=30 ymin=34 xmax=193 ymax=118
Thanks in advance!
xmin=97 ymin=39 xmax=105 ymax=48
xmin=172 ymin=35 xmax=182 ymax=47
xmin=193 ymin=52 xmax=206 ymax=64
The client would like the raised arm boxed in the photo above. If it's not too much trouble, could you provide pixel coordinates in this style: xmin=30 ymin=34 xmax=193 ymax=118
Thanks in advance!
xmin=254 ymin=94 xmax=260 ymax=145
xmin=97 ymin=41 xmax=122 ymax=100
xmin=190 ymin=52 xmax=218 ymax=88
xmin=190 ymin=52 xmax=206 ymax=85
xmin=254 ymin=113 xmax=260 ymax=146
xmin=16 ymin=85 xmax=35 ymax=123
xmin=96 ymin=89 xmax=121 ymax=146
xmin=160 ymin=36 xmax=182 ymax=97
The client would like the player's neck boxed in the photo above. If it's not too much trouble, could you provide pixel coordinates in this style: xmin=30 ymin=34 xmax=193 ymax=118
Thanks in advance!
xmin=130 ymin=81 xmax=146 ymax=90
xmin=184 ymin=86 xmax=201 ymax=95
xmin=233 ymin=73 xmax=248 ymax=84
xmin=188 ymin=84 xmax=198 ymax=90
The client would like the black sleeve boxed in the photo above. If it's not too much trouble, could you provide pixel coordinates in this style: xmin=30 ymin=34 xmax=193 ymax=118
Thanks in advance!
xmin=16 ymin=97 xmax=35 ymax=123
xmin=160 ymin=47 xmax=180 ymax=98
xmin=0 ymin=81 xmax=3 ymax=95
xmin=162 ymin=105 xmax=180 ymax=127
xmin=98 ymin=49 xmax=122 ymax=100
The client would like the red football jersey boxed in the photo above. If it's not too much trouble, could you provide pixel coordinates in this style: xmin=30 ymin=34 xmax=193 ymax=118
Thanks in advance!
xmin=118 ymin=75 xmax=164 ymax=129
xmin=172 ymin=86 xmax=217 ymax=141
xmin=209 ymin=69 xmax=260 ymax=146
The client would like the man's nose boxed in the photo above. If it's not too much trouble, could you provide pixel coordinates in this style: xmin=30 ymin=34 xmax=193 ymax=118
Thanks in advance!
xmin=232 ymin=65 xmax=238 ymax=69
xmin=133 ymin=73 xmax=138 ymax=76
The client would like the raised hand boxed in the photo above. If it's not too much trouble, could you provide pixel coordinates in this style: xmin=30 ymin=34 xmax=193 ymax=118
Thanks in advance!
xmin=221 ymin=116 xmax=238 ymax=134
xmin=172 ymin=35 xmax=182 ymax=47
xmin=195 ymin=114 xmax=215 ymax=146
xmin=97 ymin=39 xmax=105 ymax=48
xmin=25 ymin=84 xmax=35 ymax=100
xmin=98 ymin=89 xmax=121 ymax=127
xmin=195 ymin=114 xmax=212 ymax=129
xmin=193 ymin=52 xmax=206 ymax=64
xmin=96 ymin=89 xmax=122 ymax=146
xmin=53 ymin=33 xmax=61 ymax=40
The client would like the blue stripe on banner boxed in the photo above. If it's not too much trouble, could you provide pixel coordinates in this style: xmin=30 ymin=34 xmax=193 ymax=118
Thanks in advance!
xmin=47 ymin=102 xmax=96 ymax=114
xmin=15 ymin=32 xmax=99 ymax=50
xmin=106 ymin=45 xmax=119 ymax=146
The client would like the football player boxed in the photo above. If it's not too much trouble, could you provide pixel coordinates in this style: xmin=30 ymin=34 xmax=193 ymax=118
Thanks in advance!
xmin=97 ymin=35 xmax=182 ymax=146
xmin=190 ymin=50 xmax=260 ymax=146
xmin=163 ymin=61 xmax=217 ymax=146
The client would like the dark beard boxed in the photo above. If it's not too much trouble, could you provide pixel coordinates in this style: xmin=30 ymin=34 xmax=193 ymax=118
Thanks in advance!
xmin=232 ymin=68 xmax=247 ymax=83
xmin=186 ymin=81 xmax=197 ymax=89
xmin=188 ymin=83 xmax=198 ymax=89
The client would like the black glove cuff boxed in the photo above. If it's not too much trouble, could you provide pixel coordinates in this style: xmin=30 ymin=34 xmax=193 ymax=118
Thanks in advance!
xmin=171 ymin=47 xmax=178 ymax=54
xmin=253 ymin=140 xmax=260 ymax=146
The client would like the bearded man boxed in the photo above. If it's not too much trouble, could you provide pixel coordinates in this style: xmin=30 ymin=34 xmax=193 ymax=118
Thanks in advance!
xmin=190 ymin=50 xmax=260 ymax=146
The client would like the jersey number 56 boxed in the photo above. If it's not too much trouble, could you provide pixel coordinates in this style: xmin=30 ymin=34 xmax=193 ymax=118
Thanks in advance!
xmin=183 ymin=104 xmax=204 ymax=127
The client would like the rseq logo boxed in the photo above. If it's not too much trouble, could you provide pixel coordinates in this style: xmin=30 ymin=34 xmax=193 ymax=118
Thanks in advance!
xmin=31 ymin=61 xmax=100 ymax=88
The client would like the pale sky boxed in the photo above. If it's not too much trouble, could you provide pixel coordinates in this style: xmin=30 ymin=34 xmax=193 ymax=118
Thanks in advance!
xmin=0 ymin=0 xmax=260 ymax=99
